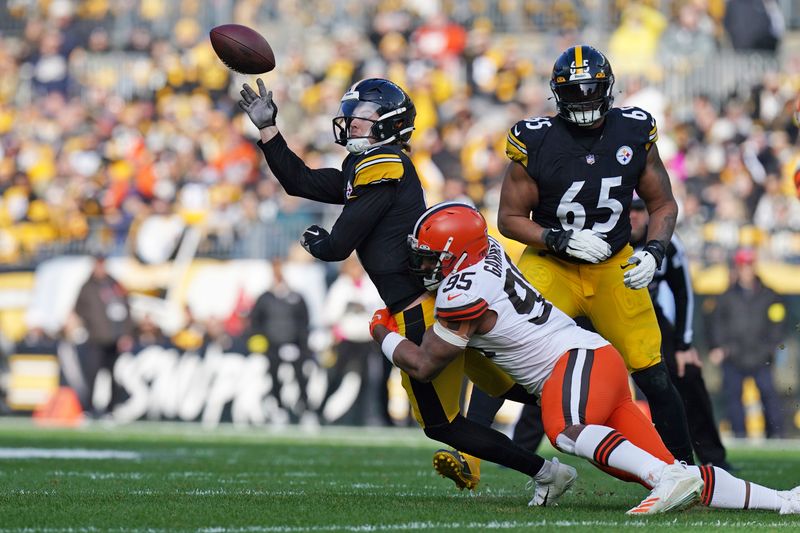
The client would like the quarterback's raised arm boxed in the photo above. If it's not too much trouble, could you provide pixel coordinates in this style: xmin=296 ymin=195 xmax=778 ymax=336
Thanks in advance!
xmin=498 ymin=162 xmax=547 ymax=246
xmin=636 ymin=144 xmax=678 ymax=250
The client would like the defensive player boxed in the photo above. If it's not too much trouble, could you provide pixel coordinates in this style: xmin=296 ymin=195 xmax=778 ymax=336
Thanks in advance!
xmin=372 ymin=203 xmax=800 ymax=514
xmin=494 ymin=45 xmax=694 ymax=466
xmin=238 ymin=77 xmax=564 ymax=497
xmin=630 ymin=198 xmax=729 ymax=468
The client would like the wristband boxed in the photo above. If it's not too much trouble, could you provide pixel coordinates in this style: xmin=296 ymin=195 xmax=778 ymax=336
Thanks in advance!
xmin=643 ymin=240 xmax=666 ymax=267
xmin=381 ymin=332 xmax=405 ymax=363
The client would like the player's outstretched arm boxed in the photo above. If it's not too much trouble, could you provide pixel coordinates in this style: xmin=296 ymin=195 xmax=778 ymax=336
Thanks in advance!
xmin=239 ymin=78 xmax=279 ymax=142
xmin=498 ymin=162 xmax=547 ymax=246
xmin=370 ymin=310 xmax=475 ymax=382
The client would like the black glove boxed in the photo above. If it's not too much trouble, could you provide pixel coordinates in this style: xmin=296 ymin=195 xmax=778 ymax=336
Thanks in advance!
xmin=543 ymin=228 xmax=573 ymax=254
xmin=238 ymin=78 xmax=278 ymax=129
xmin=301 ymin=225 xmax=329 ymax=256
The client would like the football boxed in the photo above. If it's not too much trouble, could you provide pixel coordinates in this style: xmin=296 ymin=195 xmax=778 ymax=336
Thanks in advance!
xmin=209 ymin=24 xmax=275 ymax=74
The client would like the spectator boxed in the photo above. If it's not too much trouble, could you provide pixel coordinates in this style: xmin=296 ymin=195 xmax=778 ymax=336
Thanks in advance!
xmin=659 ymin=2 xmax=716 ymax=67
xmin=723 ymin=0 xmax=784 ymax=52
xmin=322 ymin=256 xmax=386 ymax=425
xmin=71 ymin=254 xmax=135 ymax=417
xmin=707 ymin=248 xmax=787 ymax=438
xmin=248 ymin=258 xmax=313 ymax=422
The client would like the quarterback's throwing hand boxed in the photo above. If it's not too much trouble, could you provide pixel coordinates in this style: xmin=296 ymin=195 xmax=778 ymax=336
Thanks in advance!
xmin=238 ymin=78 xmax=278 ymax=129
xmin=545 ymin=228 xmax=611 ymax=263
xmin=300 ymin=225 xmax=329 ymax=256
xmin=369 ymin=307 xmax=398 ymax=340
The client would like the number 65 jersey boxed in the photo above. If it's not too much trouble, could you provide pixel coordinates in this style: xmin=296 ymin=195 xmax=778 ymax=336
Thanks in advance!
xmin=505 ymin=107 xmax=658 ymax=258
xmin=435 ymin=237 xmax=608 ymax=395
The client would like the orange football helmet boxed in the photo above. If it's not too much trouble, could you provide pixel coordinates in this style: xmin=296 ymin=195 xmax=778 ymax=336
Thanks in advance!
xmin=408 ymin=203 xmax=489 ymax=290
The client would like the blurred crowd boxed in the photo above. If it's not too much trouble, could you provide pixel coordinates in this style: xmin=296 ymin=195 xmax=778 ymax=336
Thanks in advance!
xmin=0 ymin=0 xmax=798 ymax=432
xmin=0 ymin=1 xmax=798 ymax=275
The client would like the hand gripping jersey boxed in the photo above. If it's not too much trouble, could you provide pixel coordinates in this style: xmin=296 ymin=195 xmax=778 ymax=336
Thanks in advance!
xmin=505 ymin=107 xmax=658 ymax=257
xmin=434 ymin=237 xmax=607 ymax=394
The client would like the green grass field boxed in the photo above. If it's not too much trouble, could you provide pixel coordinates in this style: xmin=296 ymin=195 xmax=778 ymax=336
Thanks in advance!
xmin=0 ymin=419 xmax=797 ymax=532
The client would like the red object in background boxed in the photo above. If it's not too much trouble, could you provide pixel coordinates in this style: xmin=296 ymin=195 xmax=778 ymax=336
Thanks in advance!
xmin=33 ymin=387 xmax=84 ymax=427
xmin=794 ymin=161 xmax=800 ymax=199
xmin=734 ymin=247 xmax=757 ymax=265
xmin=412 ymin=15 xmax=466 ymax=62
xmin=224 ymin=287 xmax=254 ymax=336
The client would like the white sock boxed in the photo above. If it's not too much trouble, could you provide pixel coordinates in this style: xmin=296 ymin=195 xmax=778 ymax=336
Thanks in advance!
xmin=687 ymin=465 xmax=781 ymax=510
xmin=573 ymin=424 xmax=667 ymax=487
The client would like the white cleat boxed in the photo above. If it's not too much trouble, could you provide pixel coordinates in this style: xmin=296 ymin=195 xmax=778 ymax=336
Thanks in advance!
xmin=779 ymin=486 xmax=800 ymax=515
xmin=529 ymin=457 xmax=578 ymax=507
xmin=626 ymin=462 xmax=703 ymax=515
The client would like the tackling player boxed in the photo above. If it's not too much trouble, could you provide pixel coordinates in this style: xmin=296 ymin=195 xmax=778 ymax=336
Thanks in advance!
xmin=371 ymin=203 xmax=800 ymax=515
xmin=495 ymin=45 xmax=694 ymax=465
xmin=238 ymin=77 xmax=561 ymax=496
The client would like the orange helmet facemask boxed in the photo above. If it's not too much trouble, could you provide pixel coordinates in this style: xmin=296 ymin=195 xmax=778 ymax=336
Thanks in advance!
xmin=408 ymin=203 xmax=489 ymax=291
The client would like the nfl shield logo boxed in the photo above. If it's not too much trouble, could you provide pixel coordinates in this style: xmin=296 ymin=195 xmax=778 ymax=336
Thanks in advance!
xmin=616 ymin=145 xmax=633 ymax=165
xmin=586 ymin=154 xmax=595 ymax=165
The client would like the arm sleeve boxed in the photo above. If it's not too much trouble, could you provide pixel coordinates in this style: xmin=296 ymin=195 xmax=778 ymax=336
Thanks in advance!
xmin=307 ymin=183 xmax=397 ymax=262
xmin=663 ymin=240 xmax=693 ymax=350
xmin=258 ymin=133 xmax=345 ymax=205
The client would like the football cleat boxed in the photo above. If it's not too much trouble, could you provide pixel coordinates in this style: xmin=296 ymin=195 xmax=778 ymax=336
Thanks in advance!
xmin=626 ymin=462 xmax=703 ymax=515
xmin=432 ymin=449 xmax=480 ymax=491
xmin=779 ymin=486 xmax=800 ymax=515
xmin=528 ymin=457 xmax=578 ymax=507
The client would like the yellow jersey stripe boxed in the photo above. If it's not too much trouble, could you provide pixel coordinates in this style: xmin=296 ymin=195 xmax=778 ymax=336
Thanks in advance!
xmin=505 ymin=134 xmax=528 ymax=166
xmin=355 ymin=153 xmax=401 ymax=174
xmin=353 ymin=159 xmax=404 ymax=187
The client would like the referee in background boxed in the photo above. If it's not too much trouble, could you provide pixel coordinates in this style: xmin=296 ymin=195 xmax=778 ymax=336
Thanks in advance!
xmin=630 ymin=197 xmax=730 ymax=469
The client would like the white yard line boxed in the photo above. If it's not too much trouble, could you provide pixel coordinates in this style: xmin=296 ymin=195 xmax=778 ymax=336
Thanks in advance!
xmin=1 ymin=520 xmax=800 ymax=532
xmin=0 ymin=448 xmax=140 ymax=459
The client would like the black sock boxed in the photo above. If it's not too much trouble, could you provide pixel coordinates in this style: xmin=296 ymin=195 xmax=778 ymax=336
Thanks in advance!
xmin=424 ymin=414 xmax=545 ymax=477
xmin=466 ymin=388 xmax=504 ymax=427
xmin=632 ymin=363 xmax=694 ymax=464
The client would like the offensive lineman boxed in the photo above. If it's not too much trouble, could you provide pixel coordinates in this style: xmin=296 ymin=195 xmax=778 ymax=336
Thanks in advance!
xmin=491 ymin=45 xmax=694 ymax=466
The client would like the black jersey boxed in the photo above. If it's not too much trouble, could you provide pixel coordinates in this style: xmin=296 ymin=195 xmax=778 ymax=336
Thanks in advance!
xmin=259 ymin=135 xmax=426 ymax=312
xmin=505 ymin=107 xmax=658 ymax=257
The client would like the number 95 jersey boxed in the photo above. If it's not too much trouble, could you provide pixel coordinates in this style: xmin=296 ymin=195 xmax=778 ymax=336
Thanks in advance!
xmin=435 ymin=237 xmax=607 ymax=395
xmin=505 ymin=107 xmax=658 ymax=256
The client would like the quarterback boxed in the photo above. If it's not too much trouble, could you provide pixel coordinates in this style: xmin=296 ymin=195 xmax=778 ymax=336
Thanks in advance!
xmin=371 ymin=203 xmax=800 ymax=514
xmin=239 ymin=77 xmax=553 ymax=493
xmin=494 ymin=45 xmax=694 ymax=464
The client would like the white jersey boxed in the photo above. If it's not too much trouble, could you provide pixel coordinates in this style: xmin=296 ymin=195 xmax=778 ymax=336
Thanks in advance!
xmin=435 ymin=237 xmax=608 ymax=394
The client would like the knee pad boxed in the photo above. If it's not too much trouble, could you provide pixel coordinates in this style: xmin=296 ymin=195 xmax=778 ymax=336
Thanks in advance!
xmin=632 ymin=362 xmax=672 ymax=394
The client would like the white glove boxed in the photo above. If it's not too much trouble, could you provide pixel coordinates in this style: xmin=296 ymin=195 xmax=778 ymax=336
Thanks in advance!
xmin=566 ymin=229 xmax=612 ymax=263
xmin=623 ymin=250 xmax=657 ymax=289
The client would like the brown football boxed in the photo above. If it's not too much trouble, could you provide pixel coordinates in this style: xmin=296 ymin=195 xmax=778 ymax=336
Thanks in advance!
xmin=209 ymin=24 xmax=275 ymax=74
